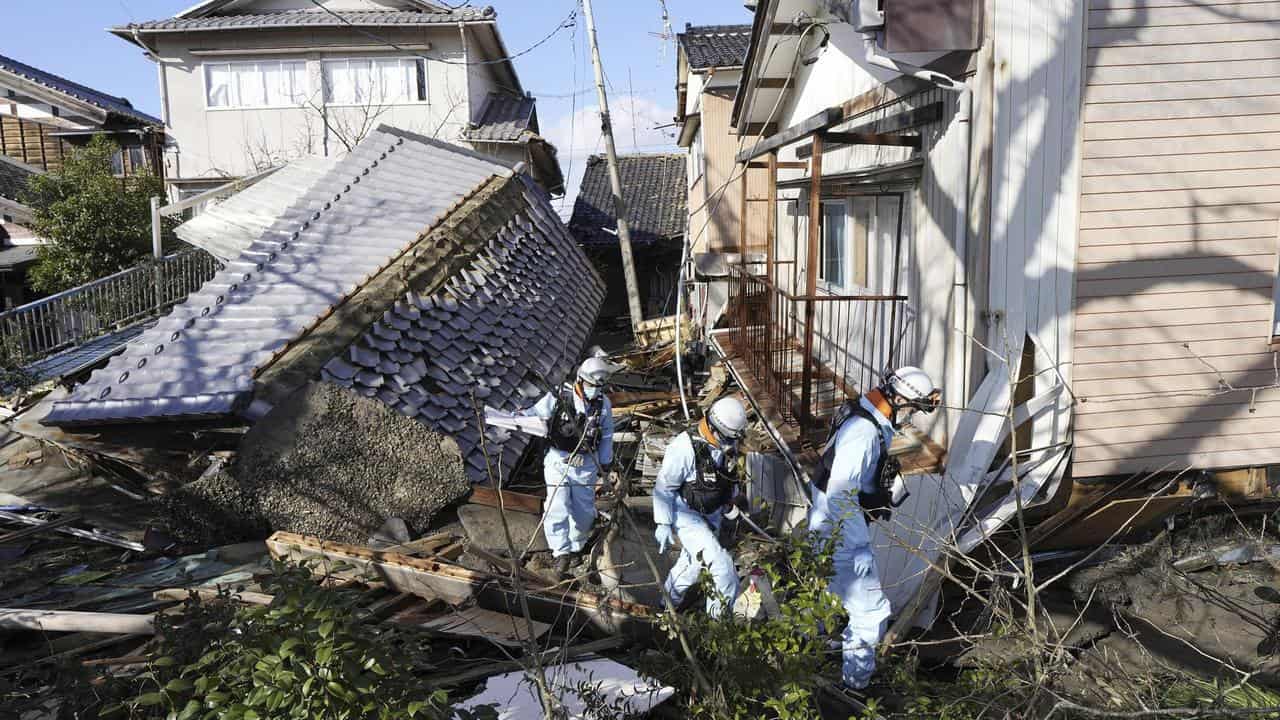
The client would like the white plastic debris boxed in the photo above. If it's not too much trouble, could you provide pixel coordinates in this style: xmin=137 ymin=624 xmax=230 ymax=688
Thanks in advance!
xmin=457 ymin=658 xmax=674 ymax=719
xmin=483 ymin=405 xmax=547 ymax=437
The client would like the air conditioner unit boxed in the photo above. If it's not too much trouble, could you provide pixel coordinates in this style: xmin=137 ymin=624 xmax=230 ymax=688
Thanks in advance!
xmin=854 ymin=0 xmax=885 ymax=31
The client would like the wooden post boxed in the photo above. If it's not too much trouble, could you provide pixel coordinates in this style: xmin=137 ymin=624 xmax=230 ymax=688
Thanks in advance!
xmin=800 ymin=134 xmax=823 ymax=427
xmin=150 ymin=196 xmax=163 ymax=313
xmin=739 ymin=161 xmax=748 ymax=254
xmin=738 ymin=162 xmax=749 ymax=342
xmin=766 ymin=151 xmax=777 ymax=290
xmin=582 ymin=0 xmax=645 ymax=336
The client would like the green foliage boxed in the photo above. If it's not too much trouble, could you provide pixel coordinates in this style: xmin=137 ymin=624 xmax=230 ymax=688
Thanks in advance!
xmin=647 ymin=531 xmax=846 ymax=719
xmin=21 ymin=136 xmax=168 ymax=293
xmin=87 ymin=560 xmax=481 ymax=720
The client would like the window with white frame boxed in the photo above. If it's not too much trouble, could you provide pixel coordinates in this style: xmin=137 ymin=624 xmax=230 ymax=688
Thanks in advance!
xmin=690 ymin=128 xmax=704 ymax=183
xmin=322 ymin=58 xmax=427 ymax=106
xmin=818 ymin=198 xmax=870 ymax=290
xmin=205 ymin=61 xmax=308 ymax=109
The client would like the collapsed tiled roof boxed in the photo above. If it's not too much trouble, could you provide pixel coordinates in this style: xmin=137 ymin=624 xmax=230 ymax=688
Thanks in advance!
xmin=45 ymin=126 xmax=605 ymax=482
xmin=175 ymin=155 xmax=343 ymax=262
xmin=569 ymin=154 xmax=686 ymax=247
xmin=0 ymin=154 xmax=40 ymax=203
xmin=678 ymin=24 xmax=752 ymax=70
xmin=466 ymin=92 xmax=538 ymax=143
xmin=0 ymin=54 xmax=162 ymax=126
xmin=113 ymin=8 xmax=493 ymax=32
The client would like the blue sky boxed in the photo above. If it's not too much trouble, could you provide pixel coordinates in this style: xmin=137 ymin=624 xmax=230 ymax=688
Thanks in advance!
xmin=0 ymin=0 xmax=753 ymax=210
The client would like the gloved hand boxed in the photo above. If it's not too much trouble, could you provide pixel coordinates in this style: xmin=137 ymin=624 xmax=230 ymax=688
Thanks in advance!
xmin=851 ymin=547 xmax=875 ymax=577
xmin=655 ymin=524 xmax=673 ymax=554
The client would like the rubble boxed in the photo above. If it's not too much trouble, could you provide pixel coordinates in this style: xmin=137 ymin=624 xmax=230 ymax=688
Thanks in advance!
xmin=157 ymin=382 xmax=470 ymax=546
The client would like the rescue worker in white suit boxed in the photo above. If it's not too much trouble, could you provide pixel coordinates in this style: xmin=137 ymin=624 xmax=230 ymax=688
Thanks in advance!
xmin=809 ymin=366 xmax=940 ymax=690
xmin=652 ymin=397 xmax=750 ymax=616
xmin=523 ymin=357 xmax=615 ymax=577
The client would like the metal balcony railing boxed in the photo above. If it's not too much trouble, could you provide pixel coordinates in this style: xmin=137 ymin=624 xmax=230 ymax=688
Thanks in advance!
xmin=725 ymin=263 xmax=911 ymax=434
xmin=0 ymin=249 xmax=221 ymax=367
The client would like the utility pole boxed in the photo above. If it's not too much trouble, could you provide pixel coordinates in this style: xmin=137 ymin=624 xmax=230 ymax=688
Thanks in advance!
xmin=581 ymin=0 xmax=644 ymax=335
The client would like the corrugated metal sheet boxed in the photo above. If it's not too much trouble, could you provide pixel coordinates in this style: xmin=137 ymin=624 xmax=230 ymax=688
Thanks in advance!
xmin=1072 ymin=0 xmax=1280 ymax=478
xmin=43 ymin=127 xmax=510 ymax=425
xmin=174 ymin=155 xmax=342 ymax=262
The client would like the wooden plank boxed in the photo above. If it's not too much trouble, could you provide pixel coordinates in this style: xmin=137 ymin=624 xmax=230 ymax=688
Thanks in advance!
xmin=1079 ymin=219 xmax=1279 ymax=245
xmin=468 ymin=485 xmax=543 ymax=515
xmin=153 ymin=588 xmax=275 ymax=606
xmin=1076 ymin=253 xmax=1273 ymax=281
xmin=1076 ymin=236 xmax=1279 ymax=263
xmin=1075 ymin=396 xmax=1280 ymax=431
xmin=1075 ymin=286 xmax=1272 ymax=313
xmin=1075 ymin=367 xmax=1279 ymax=398
xmin=1090 ymin=0 xmax=1278 ymax=9
xmin=1084 ymin=113 xmax=1280 ymax=142
xmin=411 ymin=606 xmax=551 ymax=648
xmin=1076 ymin=415 xmax=1280 ymax=450
xmin=1090 ymin=37 xmax=1280 ymax=67
xmin=1073 ymin=303 xmax=1270 ymax=332
xmin=1090 ymin=2 xmax=1280 ymax=29
xmin=1073 ymin=351 xmax=1278 ymax=382
xmin=795 ymin=102 xmax=943 ymax=159
xmin=736 ymin=107 xmax=842 ymax=163
xmin=1074 ymin=319 xmax=1269 ymax=347
xmin=1073 ymin=338 xmax=1279 ymax=364
xmin=1079 ymin=203 xmax=1280 ymax=229
xmin=1085 ymin=134 xmax=1280 ymax=160
xmin=1088 ymin=59 xmax=1280 ymax=86
xmin=1084 ymin=95 xmax=1280 ymax=124
xmin=1075 ymin=428 xmax=1280 ymax=464
xmin=1082 ymin=167 xmax=1280 ymax=195
xmin=1075 ymin=446 xmax=1280 ymax=479
xmin=1084 ymin=149 xmax=1280 ymax=176
xmin=1090 ymin=19 xmax=1280 ymax=48
xmin=740 ymin=122 xmax=778 ymax=136
xmin=823 ymin=131 xmax=921 ymax=148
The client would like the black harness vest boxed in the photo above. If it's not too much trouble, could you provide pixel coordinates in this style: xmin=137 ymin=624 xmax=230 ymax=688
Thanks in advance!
xmin=546 ymin=386 xmax=605 ymax=454
xmin=680 ymin=431 xmax=739 ymax=514
xmin=812 ymin=402 xmax=902 ymax=523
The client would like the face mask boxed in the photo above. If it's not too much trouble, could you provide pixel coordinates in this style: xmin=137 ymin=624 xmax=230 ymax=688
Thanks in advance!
xmin=582 ymin=383 xmax=601 ymax=400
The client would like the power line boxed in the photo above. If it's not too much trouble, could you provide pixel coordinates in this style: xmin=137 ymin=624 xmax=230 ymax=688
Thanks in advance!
xmin=304 ymin=0 xmax=579 ymax=69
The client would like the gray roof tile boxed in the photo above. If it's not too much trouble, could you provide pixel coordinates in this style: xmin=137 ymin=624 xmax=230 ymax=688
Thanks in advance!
xmin=677 ymin=24 xmax=753 ymax=70
xmin=465 ymin=92 xmax=538 ymax=142
xmin=115 ymin=8 xmax=493 ymax=32
xmin=0 ymin=53 xmax=161 ymax=126
xmin=568 ymin=153 xmax=687 ymax=247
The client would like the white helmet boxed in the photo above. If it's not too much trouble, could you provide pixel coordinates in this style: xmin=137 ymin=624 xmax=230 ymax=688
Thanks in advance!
xmin=577 ymin=356 xmax=612 ymax=386
xmin=707 ymin=397 xmax=750 ymax=441
xmin=884 ymin=366 xmax=940 ymax=412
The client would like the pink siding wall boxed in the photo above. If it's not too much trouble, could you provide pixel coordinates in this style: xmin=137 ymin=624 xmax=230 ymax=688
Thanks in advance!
xmin=1074 ymin=0 xmax=1280 ymax=477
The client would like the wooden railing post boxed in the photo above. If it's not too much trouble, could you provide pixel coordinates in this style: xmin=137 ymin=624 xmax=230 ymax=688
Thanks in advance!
xmin=800 ymin=134 xmax=823 ymax=428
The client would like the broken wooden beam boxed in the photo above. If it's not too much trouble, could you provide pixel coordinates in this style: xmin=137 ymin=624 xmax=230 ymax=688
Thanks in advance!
xmin=795 ymin=102 xmax=944 ymax=159
xmin=265 ymin=531 xmax=653 ymax=636
xmin=152 ymin=588 xmax=275 ymax=606
xmin=0 ymin=609 xmax=155 ymax=635
xmin=468 ymin=485 xmax=544 ymax=515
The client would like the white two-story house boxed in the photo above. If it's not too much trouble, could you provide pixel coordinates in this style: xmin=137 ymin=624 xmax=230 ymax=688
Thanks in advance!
xmin=111 ymin=0 xmax=562 ymax=199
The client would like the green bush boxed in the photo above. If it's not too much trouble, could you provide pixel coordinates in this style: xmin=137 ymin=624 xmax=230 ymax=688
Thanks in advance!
xmin=646 ymin=530 xmax=846 ymax=719
xmin=91 ymin=561 xmax=487 ymax=720
xmin=21 ymin=136 xmax=170 ymax=294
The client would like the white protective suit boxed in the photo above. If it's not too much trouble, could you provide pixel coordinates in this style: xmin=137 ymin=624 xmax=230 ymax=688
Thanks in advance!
xmin=525 ymin=384 xmax=614 ymax=558
xmin=653 ymin=430 xmax=739 ymax=616
xmin=807 ymin=396 xmax=895 ymax=689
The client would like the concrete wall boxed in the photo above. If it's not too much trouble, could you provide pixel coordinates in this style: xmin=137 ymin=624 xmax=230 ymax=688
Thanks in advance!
xmin=153 ymin=25 xmax=473 ymax=184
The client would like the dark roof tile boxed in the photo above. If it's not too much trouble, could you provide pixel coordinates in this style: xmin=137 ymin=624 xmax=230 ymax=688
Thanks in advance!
xmin=0 ymin=54 xmax=161 ymax=126
xmin=677 ymin=24 xmax=753 ymax=70
xmin=568 ymin=153 xmax=686 ymax=247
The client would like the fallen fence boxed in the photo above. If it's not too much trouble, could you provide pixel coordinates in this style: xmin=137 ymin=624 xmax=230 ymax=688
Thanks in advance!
xmin=0 ymin=249 xmax=220 ymax=367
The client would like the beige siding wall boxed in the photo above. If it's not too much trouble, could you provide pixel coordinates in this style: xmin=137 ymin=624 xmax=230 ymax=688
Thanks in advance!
xmin=1074 ymin=0 xmax=1280 ymax=478
xmin=694 ymin=88 xmax=768 ymax=254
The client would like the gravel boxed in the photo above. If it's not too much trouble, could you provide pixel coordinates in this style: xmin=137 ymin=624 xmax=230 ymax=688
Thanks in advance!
xmin=156 ymin=382 xmax=471 ymax=545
